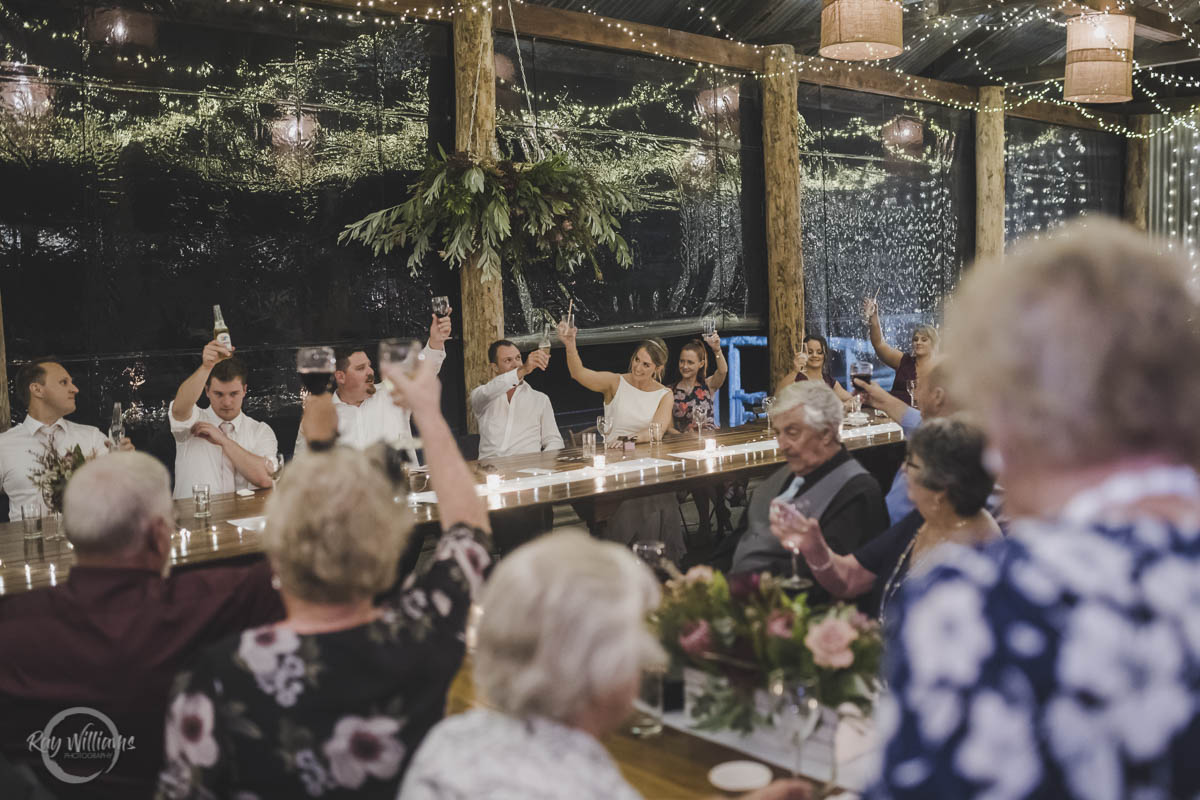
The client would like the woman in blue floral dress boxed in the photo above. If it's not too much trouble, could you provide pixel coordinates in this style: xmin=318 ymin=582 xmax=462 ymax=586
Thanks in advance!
xmin=157 ymin=364 xmax=491 ymax=800
xmin=867 ymin=221 xmax=1200 ymax=800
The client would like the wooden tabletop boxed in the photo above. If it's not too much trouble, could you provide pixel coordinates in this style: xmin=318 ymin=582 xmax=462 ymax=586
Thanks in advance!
xmin=0 ymin=419 xmax=903 ymax=597
xmin=446 ymin=659 xmax=794 ymax=799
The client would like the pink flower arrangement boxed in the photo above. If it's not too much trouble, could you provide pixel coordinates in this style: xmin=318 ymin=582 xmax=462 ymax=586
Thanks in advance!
xmin=804 ymin=617 xmax=859 ymax=669
xmin=766 ymin=610 xmax=795 ymax=639
xmin=678 ymin=620 xmax=714 ymax=657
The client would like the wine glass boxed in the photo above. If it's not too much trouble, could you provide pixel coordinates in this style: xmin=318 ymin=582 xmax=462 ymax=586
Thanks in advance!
xmin=768 ymin=671 xmax=822 ymax=778
xmin=850 ymin=361 xmax=873 ymax=396
xmin=632 ymin=540 xmax=668 ymax=581
xmin=297 ymin=347 xmax=336 ymax=396
xmin=431 ymin=295 xmax=451 ymax=318
xmin=539 ymin=323 xmax=553 ymax=355
xmin=777 ymin=496 xmax=814 ymax=591
xmin=908 ymin=379 xmax=919 ymax=409
xmin=108 ymin=402 xmax=125 ymax=449
xmin=268 ymin=452 xmax=285 ymax=482
xmin=762 ymin=395 xmax=776 ymax=433
xmin=379 ymin=338 xmax=422 ymax=388
xmin=701 ymin=316 xmax=717 ymax=337
xmin=596 ymin=415 xmax=615 ymax=449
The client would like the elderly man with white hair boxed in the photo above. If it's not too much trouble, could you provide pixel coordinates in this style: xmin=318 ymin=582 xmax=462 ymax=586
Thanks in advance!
xmin=730 ymin=381 xmax=887 ymax=578
xmin=398 ymin=531 xmax=809 ymax=800
xmin=0 ymin=452 xmax=283 ymax=800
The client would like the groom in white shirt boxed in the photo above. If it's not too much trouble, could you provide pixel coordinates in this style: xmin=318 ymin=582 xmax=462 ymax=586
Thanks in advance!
xmin=470 ymin=340 xmax=563 ymax=458
xmin=0 ymin=359 xmax=134 ymax=520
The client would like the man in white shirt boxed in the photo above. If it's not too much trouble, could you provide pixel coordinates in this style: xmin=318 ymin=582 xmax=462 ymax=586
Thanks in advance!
xmin=169 ymin=341 xmax=278 ymax=499
xmin=470 ymin=340 xmax=563 ymax=458
xmin=295 ymin=313 xmax=451 ymax=456
xmin=0 ymin=359 xmax=134 ymax=520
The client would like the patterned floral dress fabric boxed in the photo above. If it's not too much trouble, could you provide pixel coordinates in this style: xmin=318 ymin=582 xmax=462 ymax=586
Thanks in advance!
xmin=156 ymin=524 xmax=491 ymax=800
xmin=672 ymin=383 xmax=717 ymax=433
xmin=866 ymin=517 xmax=1200 ymax=799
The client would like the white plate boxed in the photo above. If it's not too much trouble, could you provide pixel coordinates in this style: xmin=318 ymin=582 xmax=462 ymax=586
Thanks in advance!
xmin=707 ymin=760 xmax=773 ymax=792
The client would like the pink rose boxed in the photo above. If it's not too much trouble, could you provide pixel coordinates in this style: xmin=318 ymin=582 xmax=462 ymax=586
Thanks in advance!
xmin=729 ymin=572 xmax=761 ymax=602
xmin=684 ymin=566 xmax=714 ymax=585
xmin=766 ymin=610 xmax=794 ymax=639
xmin=679 ymin=620 xmax=714 ymax=658
xmin=804 ymin=618 xmax=858 ymax=669
xmin=848 ymin=611 xmax=874 ymax=632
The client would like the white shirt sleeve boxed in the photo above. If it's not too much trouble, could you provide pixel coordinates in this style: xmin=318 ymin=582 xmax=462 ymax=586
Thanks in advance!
xmin=248 ymin=420 xmax=279 ymax=460
xmin=469 ymin=370 xmax=521 ymax=419
xmin=540 ymin=396 xmax=564 ymax=452
xmin=168 ymin=401 xmax=201 ymax=443
xmin=422 ymin=345 xmax=447 ymax=376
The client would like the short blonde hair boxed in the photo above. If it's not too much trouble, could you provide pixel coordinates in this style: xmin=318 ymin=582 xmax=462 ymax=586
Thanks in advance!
xmin=264 ymin=448 xmax=411 ymax=603
xmin=912 ymin=324 xmax=940 ymax=349
xmin=945 ymin=218 xmax=1200 ymax=469
xmin=474 ymin=530 xmax=666 ymax=722
xmin=773 ymin=380 xmax=843 ymax=436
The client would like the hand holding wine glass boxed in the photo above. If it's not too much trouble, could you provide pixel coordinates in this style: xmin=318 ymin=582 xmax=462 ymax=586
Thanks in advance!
xmin=771 ymin=497 xmax=817 ymax=590
xmin=556 ymin=318 xmax=578 ymax=348
xmin=297 ymin=346 xmax=336 ymax=396
xmin=862 ymin=296 xmax=879 ymax=322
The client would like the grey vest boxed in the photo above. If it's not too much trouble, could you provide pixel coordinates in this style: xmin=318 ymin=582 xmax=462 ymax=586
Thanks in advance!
xmin=731 ymin=458 xmax=868 ymax=574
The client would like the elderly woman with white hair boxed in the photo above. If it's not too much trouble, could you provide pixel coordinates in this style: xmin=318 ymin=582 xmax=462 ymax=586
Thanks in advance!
xmin=157 ymin=363 xmax=491 ymax=800
xmin=866 ymin=220 xmax=1200 ymax=800
xmin=729 ymin=381 xmax=887 ymax=581
xmin=397 ymin=531 xmax=809 ymax=800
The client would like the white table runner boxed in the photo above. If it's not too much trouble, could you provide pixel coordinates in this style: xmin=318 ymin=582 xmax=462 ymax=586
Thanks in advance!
xmin=407 ymin=457 xmax=680 ymax=505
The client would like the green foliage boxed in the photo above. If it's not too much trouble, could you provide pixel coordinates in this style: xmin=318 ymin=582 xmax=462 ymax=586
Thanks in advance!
xmin=656 ymin=568 xmax=884 ymax=733
xmin=339 ymin=147 xmax=636 ymax=282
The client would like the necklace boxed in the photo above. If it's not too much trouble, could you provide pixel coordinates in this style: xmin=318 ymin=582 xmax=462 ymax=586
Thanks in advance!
xmin=879 ymin=517 xmax=973 ymax=628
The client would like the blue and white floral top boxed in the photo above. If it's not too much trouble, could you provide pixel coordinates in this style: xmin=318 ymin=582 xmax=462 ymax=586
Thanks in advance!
xmin=866 ymin=515 xmax=1200 ymax=800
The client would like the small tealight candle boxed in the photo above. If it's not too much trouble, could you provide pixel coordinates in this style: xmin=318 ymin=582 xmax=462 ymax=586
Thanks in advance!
xmin=704 ymin=439 xmax=717 ymax=453
xmin=486 ymin=474 xmax=502 ymax=491
xmin=593 ymin=455 xmax=607 ymax=470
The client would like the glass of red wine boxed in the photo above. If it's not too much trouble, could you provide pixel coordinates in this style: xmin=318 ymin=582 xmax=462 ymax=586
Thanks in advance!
xmin=432 ymin=295 xmax=451 ymax=319
xmin=297 ymin=346 xmax=336 ymax=395
xmin=850 ymin=361 xmax=874 ymax=395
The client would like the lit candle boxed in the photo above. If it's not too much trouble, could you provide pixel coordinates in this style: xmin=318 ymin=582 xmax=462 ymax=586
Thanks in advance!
xmin=593 ymin=455 xmax=606 ymax=470
xmin=704 ymin=439 xmax=717 ymax=453
xmin=486 ymin=474 xmax=501 ymax=491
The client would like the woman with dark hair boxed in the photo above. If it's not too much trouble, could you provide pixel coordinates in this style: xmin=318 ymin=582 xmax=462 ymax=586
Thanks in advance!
xmin=863 ymin=298 xmax=938 ymax=406
xmin=770 ymin=416 xmax=1000 ymax=619
xmin=790 ymin=334 xmax=852 ymax=406
xmin=671 ymin=332 xmax=727 ymax=435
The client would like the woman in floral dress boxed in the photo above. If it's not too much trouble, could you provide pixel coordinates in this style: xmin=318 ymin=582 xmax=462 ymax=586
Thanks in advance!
xmin=867 ymin=221 xmax=1200 ymax=799
xmin=671 ymin=333 xmax=731 ymax=541
xmin=157 ymin=362 xmax=491 ymax=800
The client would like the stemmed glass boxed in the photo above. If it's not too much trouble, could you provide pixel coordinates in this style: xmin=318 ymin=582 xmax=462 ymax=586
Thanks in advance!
xmin=538 ymin=323 xmax=553 ymax=355
xmin=297 ymin=346 xmax=336 ymax=396
xmin=268 ymin=452 xmax=285 ymax=482
xmin=775 ymin=496 xmax=814 ymax=591
xmin=431 ymin=295 xmax=451 ymax=319
xmin=768 ymin=670 xmax=822 ymax=779
xmin=908 ymin=379 xmax=919 ymax=409
xmin=762 ymin=395 xmax=776 ymax=434
xmin=692 ymin=404 xmax=706 ymax=444
xmin=701 ymin=316 xmax=717 ymax=337
xmin=596 ymin=415 xmax=615 ymax=450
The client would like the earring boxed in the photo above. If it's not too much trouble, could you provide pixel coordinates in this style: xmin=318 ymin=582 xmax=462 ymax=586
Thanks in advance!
xmin=271 ymin=574 xmax=282 ymax=591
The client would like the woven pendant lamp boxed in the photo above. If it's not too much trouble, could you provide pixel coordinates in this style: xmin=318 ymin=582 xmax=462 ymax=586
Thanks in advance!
xmin=819 ymin=0 xmax=903 ymax=61
xmin=1063 ymin=12 xmax=1134 ymax=103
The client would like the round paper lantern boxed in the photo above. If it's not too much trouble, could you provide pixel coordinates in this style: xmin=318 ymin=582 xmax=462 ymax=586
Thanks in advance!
xmin=819 ymin=0 xmax=903 ymax=61
xmin=1063 ymin=13 xmax=1134 ymax=104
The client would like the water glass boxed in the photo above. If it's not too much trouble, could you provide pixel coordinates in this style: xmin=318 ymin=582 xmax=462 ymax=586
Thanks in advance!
xmin=648 ymin=422 xmax=664 ymax=444
xmin=22 ymin=504 xmax=44 ymax=560
xmin=629 ymin=669 xmax=664 ymax=737
xmin=192 ymin=484 xmax=212 ymax=518
xmin=581 ymin=431 xmax=596 ymax=458
xmin=701 ymin=316 xmax=717 ymax=337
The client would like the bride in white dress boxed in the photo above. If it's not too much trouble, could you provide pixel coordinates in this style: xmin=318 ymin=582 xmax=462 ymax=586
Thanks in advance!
xmin=558 ymin=323 xmax=685 ymax=561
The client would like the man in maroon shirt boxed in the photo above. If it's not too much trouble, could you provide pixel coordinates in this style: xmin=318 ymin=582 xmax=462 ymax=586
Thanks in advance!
xmin=0 ymin=452 xmax=284 ymax=799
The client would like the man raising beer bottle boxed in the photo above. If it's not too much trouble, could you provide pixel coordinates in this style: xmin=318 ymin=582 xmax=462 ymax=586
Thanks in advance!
xmin=295 ymin=310 xmax=453 ymax=455
xmin=169 ymin=340 xmax=278 ymax=498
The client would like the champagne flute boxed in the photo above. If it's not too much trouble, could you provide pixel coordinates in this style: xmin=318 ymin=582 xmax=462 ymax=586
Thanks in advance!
xmin=596 ymin=415 xmax=615 ymax=450
xmin=768 ymin=671 xmax=822 ymax=779
xmin=297 ymin=346 xmax=336 ymax=396
xmin=692 ymin=403 xmax=705 ymax=443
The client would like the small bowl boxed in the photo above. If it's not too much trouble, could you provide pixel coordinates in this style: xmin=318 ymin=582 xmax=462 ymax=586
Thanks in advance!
xmin=707 ymin=760 xmax=772 ymax=793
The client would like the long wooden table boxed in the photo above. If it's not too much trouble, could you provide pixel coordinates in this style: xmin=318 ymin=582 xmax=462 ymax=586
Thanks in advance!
xmin=0 ymin=419 xmax=903 ymax=597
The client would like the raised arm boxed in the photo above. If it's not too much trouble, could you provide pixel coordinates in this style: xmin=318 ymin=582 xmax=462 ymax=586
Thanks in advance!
xmin=703 ymin=332 xmax=728 ymax=392
xmin=171 ymin=341 xmax=231 ymax=421
xmin=558 ymin=321 xmax=619 ymax=401
xmin=865 ymin=298 xmax=904 ymax=370
xmin=770 ymin=503 xmax=877 ymax=598
xmin=853 ymin=378 xmax=911 ymax=423
xmin=387 ymin=361 xmax=490 ymax=534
